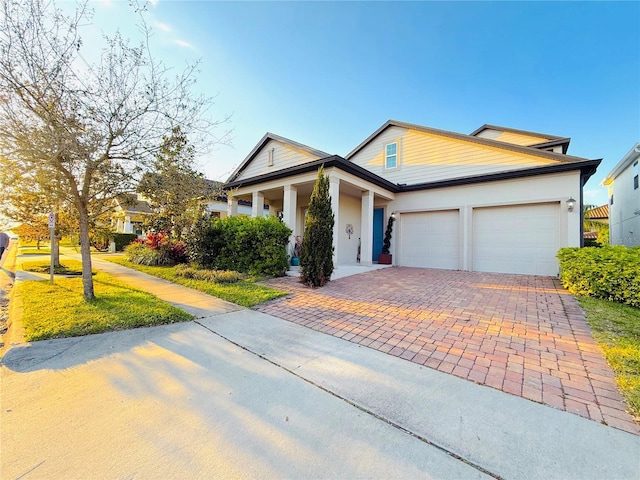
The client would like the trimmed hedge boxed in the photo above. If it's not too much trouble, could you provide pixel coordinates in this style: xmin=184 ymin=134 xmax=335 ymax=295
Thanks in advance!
xmin=557 ymin=246 xmax=640 ymax=308
xmin=188 ymin=215 xmax=291 ymax=276
xmin=110 ymin=233 xmax=138 ymax=252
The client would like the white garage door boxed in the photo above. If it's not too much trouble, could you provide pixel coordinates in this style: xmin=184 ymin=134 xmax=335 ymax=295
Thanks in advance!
xmin=473 ymin=203 xmax=560 ymax=275
xmin=399 ymin=210 xmax=459 ymax=269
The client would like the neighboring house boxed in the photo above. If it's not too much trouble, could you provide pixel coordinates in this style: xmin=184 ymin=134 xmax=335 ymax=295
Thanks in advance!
xmin=583 ymin=204 xmax=609 ymax=243
xmin=111 ymin=193 xmax=153 ymax=236
xmin=204 ymin=180 xmax=269 ymax=218
xmin=224 ymin=121 xmax=601 ymax=276
xmin=602 ymin=143 xmax=640 ymax=246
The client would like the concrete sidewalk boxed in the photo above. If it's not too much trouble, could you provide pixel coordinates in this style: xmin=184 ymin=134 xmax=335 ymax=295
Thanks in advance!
xmin=2 ymin=255 xmax=639 ymax=479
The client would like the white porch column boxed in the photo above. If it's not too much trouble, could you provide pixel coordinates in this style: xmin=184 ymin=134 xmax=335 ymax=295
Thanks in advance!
xmin=124 ymin=215 xmax=132 ymax=233
xmin=329 ymin=174 xmax=340 ymax=266
xmin=252 ymin=191 xmax=264 ymax=218
xmin=283 ymin=184 xmax=297 ymax=232
xmin=227 ymin=196 xmax=238 ymax=217
xmin=360 ymin=190 xmax=374 ymax=266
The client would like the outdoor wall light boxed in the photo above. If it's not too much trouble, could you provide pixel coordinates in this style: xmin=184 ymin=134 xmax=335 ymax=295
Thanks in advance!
xmin=390 ymin=211 xmax=396 ymax=219
xmin=566 ymin=197 xmax=576 ymax=212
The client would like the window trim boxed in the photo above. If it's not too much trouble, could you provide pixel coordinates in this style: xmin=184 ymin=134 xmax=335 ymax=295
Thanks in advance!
xmin=385 ymin=142 xmax=398 ymax=170
xmin=634 ymin=161 xmax=638 ymax=190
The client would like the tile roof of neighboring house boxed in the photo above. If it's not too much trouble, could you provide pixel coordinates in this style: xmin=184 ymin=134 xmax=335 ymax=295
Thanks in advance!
xmin=583 ymin=231 xmax=599 ymax=240
xmin=585 ymin=204 xmax=609 ymax=220
xmin=227 ymin=132 xmax=331 ymax=183
xmin=345 ymin=120 xmax=587 ymax=164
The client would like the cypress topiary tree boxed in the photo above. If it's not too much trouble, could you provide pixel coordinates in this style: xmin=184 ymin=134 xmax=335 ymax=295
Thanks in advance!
xmin=300 ymin=166 xmax=335 ymax=287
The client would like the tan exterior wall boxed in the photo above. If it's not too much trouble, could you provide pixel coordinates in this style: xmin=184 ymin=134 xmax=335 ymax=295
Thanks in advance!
xmin=236 ymin=139 xmax=323 ymax=181
xmin=475 ymin=128 xmax=551 ymax=146
xmin=349 ymin=126 xmax=559 ymax=185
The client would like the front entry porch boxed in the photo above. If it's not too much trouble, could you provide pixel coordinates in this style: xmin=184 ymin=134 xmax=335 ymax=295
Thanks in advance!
xmin=227 ymin=166 xmax=395 ymax=268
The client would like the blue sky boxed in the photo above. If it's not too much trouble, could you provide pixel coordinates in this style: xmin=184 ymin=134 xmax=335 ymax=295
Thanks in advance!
xmin=85 ymin=0 xmax=639 ymax=206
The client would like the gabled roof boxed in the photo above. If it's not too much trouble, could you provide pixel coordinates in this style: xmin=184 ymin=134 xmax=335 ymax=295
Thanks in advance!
xmin=227 ymin=132 xmax=330 ymax=183
xmin=471 ymin=124 xmax=571 ymax=154
xmin=602 ymin=143 xmax=640 ymax=185
xmin=115 ymin=194 xmax=153 ymax=214
xmin=345 ymin=120 xmax=582 ymax=164
xmin=469 ymin=124 xmax=564 ymax=141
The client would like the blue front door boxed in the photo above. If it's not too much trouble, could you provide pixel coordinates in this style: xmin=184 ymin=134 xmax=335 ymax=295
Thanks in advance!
xmin=372 ymin=208 xmax=384 ymax=261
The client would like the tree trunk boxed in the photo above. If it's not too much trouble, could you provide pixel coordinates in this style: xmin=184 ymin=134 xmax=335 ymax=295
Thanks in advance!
xmin=78 ymin=205 xmax=95 ymax=300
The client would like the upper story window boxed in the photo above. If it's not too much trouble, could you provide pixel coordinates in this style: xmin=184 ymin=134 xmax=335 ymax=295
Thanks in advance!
xmin=385 ymin=142 xmax=398 ymax=169
xmin=634 ymin=161 xmax=638 ymax=190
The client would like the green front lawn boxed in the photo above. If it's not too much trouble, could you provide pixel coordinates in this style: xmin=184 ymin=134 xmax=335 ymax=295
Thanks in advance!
xmin=18 ymin=272 xmax=193 ymax=341
xmin=106 ymin=257 xmax=288 ymax=307
xmin=578 ymin=296 xmax=640 ymax=421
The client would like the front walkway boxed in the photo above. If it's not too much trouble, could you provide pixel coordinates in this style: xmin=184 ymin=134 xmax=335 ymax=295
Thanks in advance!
xmin=257 ymin=267 xmax=639 ymax=434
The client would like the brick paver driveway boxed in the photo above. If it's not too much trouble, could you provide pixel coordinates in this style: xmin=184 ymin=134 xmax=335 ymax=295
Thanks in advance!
xmin=257 ymin=267 xmax=639 ymax=435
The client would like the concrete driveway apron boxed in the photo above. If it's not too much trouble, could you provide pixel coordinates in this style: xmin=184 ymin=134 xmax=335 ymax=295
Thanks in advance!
xmin=256 ymin=267 xmax=639 ymax=435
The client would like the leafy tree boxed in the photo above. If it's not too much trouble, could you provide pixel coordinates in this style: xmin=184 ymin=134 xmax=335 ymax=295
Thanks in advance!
xmin=300 ymin=166 xmax=334 ymax=287
xmin=0 ymin=167 xmax=76 ymax=263
xmin=0 ymin=0 xmax=229 ymax=299
xmin=137 ymin=127 xmax=208 ymax=239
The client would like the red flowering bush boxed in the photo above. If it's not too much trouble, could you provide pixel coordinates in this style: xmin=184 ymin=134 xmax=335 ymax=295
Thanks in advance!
xmin=125 ymin=232 xmax=187 ymax=265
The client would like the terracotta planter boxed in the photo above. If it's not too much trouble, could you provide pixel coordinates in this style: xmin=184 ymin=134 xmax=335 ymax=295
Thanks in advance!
xmin=377 ymin=253 xmax=392 ymax=265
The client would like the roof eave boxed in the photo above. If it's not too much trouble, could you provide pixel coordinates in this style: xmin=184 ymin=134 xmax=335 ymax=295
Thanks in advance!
xmin=601 ymin=143 xmax=640 ymax=185
xmin=399 ymin=159 xmax=602 ymax=192
xmin=224 ymin=155 xmax=399 ymax=193
xmin=346 ymin=120 xmax=588 ymax=164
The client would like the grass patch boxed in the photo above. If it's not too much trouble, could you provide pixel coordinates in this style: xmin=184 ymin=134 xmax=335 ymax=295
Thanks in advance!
xmin=18 ymin=272 xmax=193 ymax=341
xmin=20 ymin=259 xmax=85 ymax=275
xmin=578 ymin=296 xmax=640 ymax=421
xmin=19 ymin=248 xmax=51 ymax=255
xmin=106 ymin=257 xmax=288 ymax=307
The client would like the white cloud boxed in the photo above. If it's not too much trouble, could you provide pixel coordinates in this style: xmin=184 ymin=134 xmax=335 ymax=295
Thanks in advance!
xmin=155 ymin=21 xmax=171 ymax=32
xmin=175 ymin=39 xmax=192 ymax=48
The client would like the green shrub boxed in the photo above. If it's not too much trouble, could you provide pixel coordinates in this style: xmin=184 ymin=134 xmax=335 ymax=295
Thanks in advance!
xmin=110 ymin=233 xmax=138 ymax=251
xmin=557 ymin=246 xmax=640 ymax=308
xmin=187 ymin=215 xmax=291 ymax=276
xmin=174 ymin=264 xmax=243 ymax=283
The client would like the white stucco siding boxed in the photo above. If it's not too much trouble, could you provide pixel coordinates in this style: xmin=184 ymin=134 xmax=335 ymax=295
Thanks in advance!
xmin=609 ymin=161 xmax=640 ymax=246
xmin=349 ymin=126 xmax=559 ymax=185
xmin=337 ymin=193 xmax=363 ymax=265
xmin=387 ymin=171 xmax=581 ymax=274
xmin=236 ymin=139 xmax=323 ymax=181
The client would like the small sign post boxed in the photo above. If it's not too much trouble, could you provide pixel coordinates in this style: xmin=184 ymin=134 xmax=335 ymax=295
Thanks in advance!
xmin=48 ymin=212 xmax=55 ymax=284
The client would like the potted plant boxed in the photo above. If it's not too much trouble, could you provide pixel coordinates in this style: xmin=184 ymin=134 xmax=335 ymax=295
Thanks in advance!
xmin=289 ymin=235 xmax=302 ymax=266
xmin=378 ymin=214 xmax=395 ymax=264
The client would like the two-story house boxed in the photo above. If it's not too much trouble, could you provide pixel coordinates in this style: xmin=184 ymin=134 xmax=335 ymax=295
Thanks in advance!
xmin=602 ymin=143 xmax=640 ymax=246
xmin=224 ymin=120 xmax=600 ymax=276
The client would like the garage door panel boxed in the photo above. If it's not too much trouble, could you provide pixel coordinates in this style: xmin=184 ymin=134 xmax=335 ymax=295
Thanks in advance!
xmin=400 ymin=211 xmax=459 ymax=270
xmin=473 ymin=203 xmax=559 ymax=276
